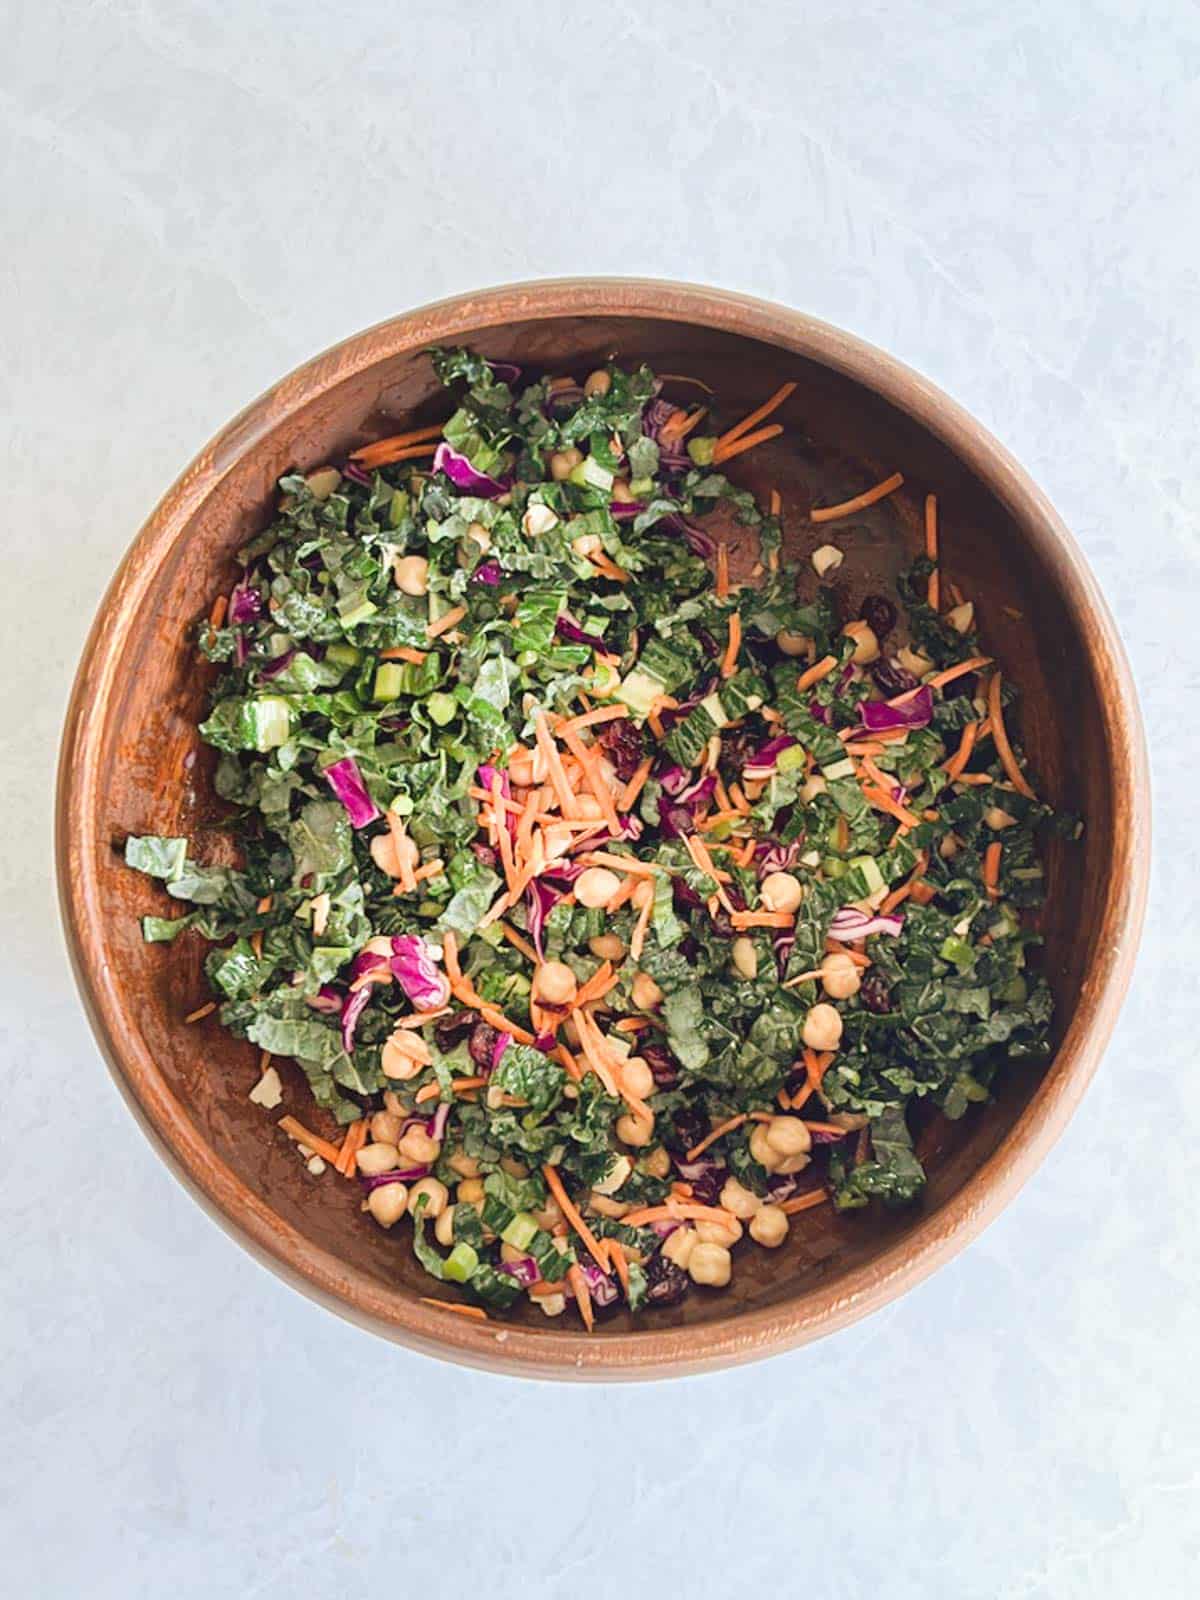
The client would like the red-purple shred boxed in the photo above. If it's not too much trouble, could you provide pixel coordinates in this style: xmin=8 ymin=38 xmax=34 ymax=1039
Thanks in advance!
xmin=323 ymin=756 xmax=379 ymax=828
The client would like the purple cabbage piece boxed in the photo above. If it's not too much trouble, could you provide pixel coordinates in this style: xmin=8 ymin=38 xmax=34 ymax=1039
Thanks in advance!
xmin=347 ymin=949 xmax=388 ymax=985
xmin=807 ymin=1125 xmax=849 ymax=1145
xmin=658 ymin=773 xmax=717 ymax=838
xmin=858 ymin=685 xmax=934 ymax=732
xmin=342 ymin=461 xmax=372 ymax=486
xmin=533 ymin=1032 xmax=556 ymax=1054
xmin=497 ymin=1255 xmax=542 ymax=1287
xmin=743 ymin=734 xmax=798 ymax=772
xmin=389 ymin=935 xmax=451 ymax=1010
xmin=477 ymin=763 xmax=518 ymax=839
xmin=661 ymin=512 xmax=715 ymax=559
xmin=755 ymin=838 xmax=802 ymax=878
xmin=259 ymin=648 xmax=297 ymax=680
xmin=774 ymin=931 xmax=796 ymax=979
xmin=229 ymin=585 xmax=262 ymax=624
xmin=809 ymin=700 xmax=831 ymax=724
xmin=609 ymin=500 xmax=646 ymax=519
xmin=323 ymin=756 xmax=380 ymax=828
xmin=340 ymin=984 xmax=371 ymax=1054
xmin=467 ymin=1020 xmax=501 ymax=1072
xmin=547 ymin=383 xmax=585 ymax=414
xmin=487 ymin=359 xmax=522 ymax=384
xmin=672 ymin=1155 xmax=727 ymax=1207
xmin=596 ymin=717 xmax=645 ymax=785
xmin=641 ymin=397 xmax=678 ymax=441
xmin=524 ymin=878 xmax=559 ymax=961
xmin=639 ymin=1040 xmax=679 ymax=1088
xmin=233 ymin=631 xmax=249 ymax=668
xmin=555 ymin=614 xmax=608 ymax=651
xmin=359 ymin=1165 xmax=431 ymax=1191
xmin=574 ymin=1257 xmax=620 ymax=1308
xmin=829 ymin=907 xmax=905 ymax=940
xmin=472 ymin=558 xmax=502 ymax=585
xmin=428 ymin=1103 xmax=451 ymax=1142
xmin=490 ymin=1031 xmax=512 ymax=1074
xmin=432 ymin=441 xmax=512 ymax=498
xmin=305 ymin=984 xmax=344 ymax=1015
xmin=657 ymin=763 xmax=691 ymax=797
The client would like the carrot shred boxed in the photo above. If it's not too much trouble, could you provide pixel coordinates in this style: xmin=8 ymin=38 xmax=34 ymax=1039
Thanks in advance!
xmin=185 ymin=1001 xmax=216 ymax=1023
xmin=720 ymin=613 xmax=742 ymax=679
xmin=880 ymin=853 xmax=928 ymax=915
xmin=498 ymin=921 xmax=538 ymax=963
xmin=927 ymin=655 xmax=993 ymax=691
xmin=442 ymin=929 xmax=462 ymax=982
xmin=576 ymin=850 xmax=661 ymax=877
xmin=803 ymin=1047 xmax=833 ymax=1093
xmin=983 ymin=840 xmax=1003 ymax=897
xmin=862 ymin=785 xmax=922 ymax=829
xmin=558 ymin=723 xmax=621 ymax=834
xmin=277 ymin=1116 xmax=344 ymax=1167
xmin=789 ymin=1082 xmax=815 ymax=1113
xmin=426 ymin=604 xmax=467 ymax=640
xmin=208 ymin=594 xmax=228 ymax=629
xmin=572 ymin=962 xmax=616 ymax=1010
xmin=629 ymin=891 xmax=654 ymax=961
xmin=909 ymin=880 xmax=936 ymax=905
xmin=379 ymin=646 xmax=428 ymax=664
xmin=621 ymin=1202 xmax=739 ymax=1228
xmin=780 ymin=1189 xmax=830 ymax=1216
xmin=589 ymin=552 xmax=631 ymax=583
xmin=412 ymin=859 xmax=444 ymax=883
xmin=349 ymin=422 xmax=446 ymax=461
xmin=797 ymin=654 xmax=838 ymax=691
xmin=942 ymin=720 xmax=979 ymax=782
xmin=543 ymin=1164 xmax=608 ymax=1269
xmin=712 ymin=421 xmax=784 ymax=466
xmin=987 ymin=672 xmax=1037 ymax=799
xmin=534 ymin=709 xmax=576 ymax=816
xmin=336 ymin=1117 xmax=369 ymax=1176
xmin=567 ymin=1264 xmax=595 ymax=1332
xmin=730 ymin=909 xmax=795 ymax=929
xmin=715 ymin=542 xmax=730 ymax=599
xmin=769 ymin=488 xmax=782 ymax=517
xmin=556 ymin=703 xmax=632 ymax=735
xmin=685 ymin=1113 xmax=747 ymax=1161
xmin=419 ymin=1296 xmax=489 ymax=1321
xmin=617 ymin=754 xmax=653 ymax=812
xmin=607 ymin=1238 xmax=631 ymax=1299
xmin=659 ymin=405 xmax=709 ymax=444
xmin=925 ymin=493 xmax=940 ymax=610
xmin=249 ymin=931 xmax=263 ymax=959
xmin=386 ymin=809 xmax=419 ymax=893
xmin=811 ymin=471 xmax=904 ymax=523
xmin=716 ymin=381 xmax=796 ymax=450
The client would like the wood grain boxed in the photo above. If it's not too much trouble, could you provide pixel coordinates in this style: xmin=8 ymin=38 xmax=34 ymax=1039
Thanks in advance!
xmin=56 ymin=280 xmax=1150 ymax=1379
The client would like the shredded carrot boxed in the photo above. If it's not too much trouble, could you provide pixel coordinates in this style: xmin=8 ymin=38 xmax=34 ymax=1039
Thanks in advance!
xmin=614 ymin=1016 xmax=651 ymax=1033
xmin=789 ymin=1082 xmax=815 ymax=1113
xmin=336 ymin=1117 xmax=369 ymax=1177
xmin=617 ymin=755 xmax=653 ymax=812
xmin=803 ymin=1047 xmax=833 ymax=1092
xmin=412 ymin=859 xmax=444 ymax=883
xmin=604 ymin=875 xmax=640 ymax=913
xmin=577 ymin=850 xmax=662 ymax=877
xmin=249 ymin=930 xmax=263 ymax=959
xmin=646 ymin=707 xmax=665 ymax=741
xmin=278 ymin=1116 xmax=344 ymax=1167
xmin=543 ymin=1164 xmax=608 ymax=1269
xmin=986 ymin=672 xmax=1037 ymax=799
xmin=621 ymin=1202 xmax=739 ymax=1229
xmin=769 ymin=488 xmax=782 ymax=517
xmin=534 ymin=709 xmax=576 ymax=816
xmin=498 ymin=921 xmax=538 ymax=963
xmin=208 ymin=594 xmax=228 ymax=629
xmin=572 ymin=962 xmax=616 ymax=1010
xmin=255 ymin=895 xmax=274 ymax=914
xmin=442 ymin=929 xmax=461 ymax=982
xmin=715 ymin=542 xmax=730 ymax=599
xmin=983 ymin=840 xmax=1003 ymax=897
xmin=863 ymin=785 xmax=922 ymax=829
xmin=855 ymin=1126 xmax=871 ymax=1167
xmin=349 ymin=421 xmax=446 ymax=461
xmin=379 ymin=646 xmax=428 ymax=664
xmin=659 ymin=405 xmax=709 ymax=444
xmin=685 ymin=1113 xmax=747 ymax=1161
xmin=567 ymin=1264 xmax=595 ymax=1332
xmin=556 ymin=703 xmax=631 ymax=735
xmin=927 ymin=655 xmax=993 ymax=691
xmin=797 ymin=654 xmax=838 ymax=691
xmin=554 ymin=1043 xmax=584 ymax=1083
xmin=811 ymin=471 xmax=904 ymax=523
xmin=415 ymin=1075 xmax=486 ymax=1105
xmin=185 ymin=1001 xmax=216 ymax=1023
xmin=942 ymin=720 xmax=979 ymax=782
xmin=925 ymin=494 xmax=940 ymax=611
xmin=880 ymin=854 xmax=928 ymax=915
xmin=559 ymin=723 xmax=621 ymax=834
xmin=589 ymin=552 xmax=631 ymax=583
xmin=419 ymin=1297 xmax=489 ymax=1321
xmin=780 ymin=1189 xmax=830 ymax=1216
xmin=386 ymin=809 xmax=418 ymax=893
xmin=720 ymin=613 xmax=742 ymax=679
xmin=712 ymin=421 xmax=784 ymax=466
xmin=730 ymin=909 xmax=795 ymax=930
xmin=607 ymin=1238 xmax=631 ymax=1299
xmin=734 ymin=836 xmax=757 ymax=869
xmin=629 ymin=890 xmax=654 ymax=961
xmin=716 ymin=381 xmax=796 ymax=451
xmin=426 ymin=603 xmax=466 ymax=640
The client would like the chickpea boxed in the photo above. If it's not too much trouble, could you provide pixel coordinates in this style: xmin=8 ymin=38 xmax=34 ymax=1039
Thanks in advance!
xmin=366 ymin=1182 xmax=409 ymax=1227
xmin=732 ymin=937 xmax=759 ymax=980
xmin=773 ymin=1152 xmax=812 ymax=1176
xmin=393 ymin=553 xmax=429 ymax=596
xmin=370 ymin=829 xmax=418 ymax=879
xmin=616 ymin=1107 xmax=654 ymax=1147
xmin=631 ymin=971 xmax=663 ymax=1010
xmin=381 ymin=1029 xmax=430 ymax=1080
xmin=534 ymin=961 xmax=577 ymax=1006
xmin=583 ymin=369 xmax=612 ymax=397
xmin=457 ymin=1177 xmax=486 ymax=1206
xmin=357 ymin=1142 xmax=401 ymax=1176
xmin=803 ymin=1002 xmax=844 ymax=1052
xmin=538 ymin=1293 xmax=567 ymax=1318
xmin=370 ymin=1110 xmax=404 ymax=1145
xmin=465 ymin=520 xmax=491 ymax=553
xmin=765 ymin=1115 xmax=812 ymax=1158
xmin=749 ymin=1205 xmax=790 ymax=1248
xmin=662 ymin=1226 xmax=697 ymax=1268
xmin=589 ymin=933 xmax=626 ymax=962
xmin=589 ymin=1192 xmax=631 ymax=1219
xmin=533 ymin=1198 xmax=563 ymax=1232
xmin=775 ymin=629 xmax=811 ymax=657
xmin=821 ymin=951 xmax=862 ymax=1000
xmin=499 ymin=1156 xmax=529 ymax=1179
xmin=688 ymin=1241 xmax=732 ymax=1287
xmin=382 ymin=1090 xmax=408 ymax=1117
xmin=696 ymin=1215 xmax=742 ymax=1247
xmin=811 ymin=543 xmax=844 ymax=578
xmin=506 ymin=744 xmax=542 ymax=788
xmin=610 ymin=479 xmax=636 ymax=504
xmin=305 ymin=466 xmax=342 ymax=501
xmin=749 ymin=1123 xmax=782 ymax=1172
xmin=843 ymin=620 xmax=880 ymax=665
xmin=760 ymin=871 xmax=803 ymax=915
xmin=542 ymin=824 xmax=574 ymax=860
xmin=576 ymin=867 xmax=621 ymax=909
xmin=571 ymin=531 xmax=603 ymax=559
xmin=446 ymin=1149 xmax=480 ymax=1179
xmin=434 ymin=1205 xmax=457 ymax=1246
xmin=946 ymin=601 xmax=975 ymax=635
xmin=940 ymin=832 xmax=961 ymax=860
xmin=800 ymin=774 xmax=827 ymax=803
xmin=720 ymin=1176 xmax=763 ymax=1220
xmin=398 ymin=1127 xmax=440 ymax=1165
xmin=574 ymin=794 xmax=605 ymax=820
xmin=632 ymin=878 xmax=654 ymax=910
xmin=897 ymin=645 xmax=934 ymax=679
xmin=407 ymin=1176 xmax=448 ymax=1219
xmin=523 ymin=502 xmax=559 ymax=538
xmin=621 ymin=1057 xmax=655 ymax=1100
xmin=984 ymin=806 xmax=1018 ymax=830
xmin=549 ymin=447 xmax=582 ymax=481
xmin=642 ymin=1145 xmax=671 ymax=1179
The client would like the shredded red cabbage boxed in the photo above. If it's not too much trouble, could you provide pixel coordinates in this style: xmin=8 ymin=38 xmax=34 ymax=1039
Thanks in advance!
xmin=610 ymin=500 xmax=647 ymax=519
xmin=359 ymin=1165 xmax=431 ymax=1191
xmin=323 ymin=756 xmax=379 ymax=828
xmin=859 ymin=686 xmax=934 ymax=732
xmin=342 ymin=461 xmax=371 ymax=486
xmin=305 ymin=984 xmax=344 ymax=1014
xmin=340 ymin=984 xmax=371 ymax=1054
xmin=744 ymin=734 xmax=798 ymax=771
xmin=472 ymin=558 xmax=502 ymax=585
xmin=389 ymin=935 xmax=451 ymax=1010
xmin=829 ymin=907 xmax=905 ymax=940
xmin=477 ymin=763 xmax=518 ymax=838
xmin=432 ymin=441 xmax=512 ymax=498
xmin=490 ymin=1032 xmax=512 ymax=1074
xmin=574 ymin=1258 xmax=619 ymax=1308
xmin=259 ymin=648 xmax=297 ymax=680
xmin=555 ymin=615 xmax=608 ymax=651
xmin=487 ymin=359 xmax=522 ymax=384
xmin=497 ymin=1255 xmax=542 ymax=1286
xmin=229 ymin=585 xmax=262 ymax=624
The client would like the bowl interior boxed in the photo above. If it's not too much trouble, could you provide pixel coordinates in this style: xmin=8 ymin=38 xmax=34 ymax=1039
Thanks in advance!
xmin=72 ymin=304 xmax=1122 ymax=1362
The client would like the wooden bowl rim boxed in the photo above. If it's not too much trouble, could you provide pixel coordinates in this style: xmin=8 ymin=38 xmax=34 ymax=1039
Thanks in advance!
xmin=57 ymin=278 xmax=1150 ymax=1380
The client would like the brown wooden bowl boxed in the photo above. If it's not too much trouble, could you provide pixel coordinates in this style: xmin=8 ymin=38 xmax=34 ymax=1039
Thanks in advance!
xmin=57 ymin=280 xmax=1149 ymax=1379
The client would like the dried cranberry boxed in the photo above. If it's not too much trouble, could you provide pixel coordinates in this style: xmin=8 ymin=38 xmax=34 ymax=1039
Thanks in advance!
xmin=679 ymin=935 xmax=701 ymax=963
xmin=871 ymin=658 xmax=919 ymax=697
xmin=860 ymin=593 xmax=897 ymax=640
xmin=645 ymin=1252 xmax=689 ymax=1307
xmin=640 ymin=1041 xmax=680 ymax=1088
xmin=694 ymin=625 xmax=720 ymax=658
xmin=597 ymin=717 xmax=645 ymax=784
xmin=665 ymin=1104 xmax=709 ymax=1155
xmin=659 ymin=801 xmax=697 ymax=838
xmin=859 ymin=970 xmax=894 ymax=1014
xmin=687 ymin=1164 xmax=728 ymax=1207
xmin=468 ymin=1020 xmax=501 ymax=1071
xmin=784 ymin=1067 xmax=808 ymax=1098
xmin=673 ymin=878 xmax=705 ymax=911
xmin=434 ymin=1010 xmax=476 ymax=1052
xmin=471 ymin=841 xmax=499 ymax=870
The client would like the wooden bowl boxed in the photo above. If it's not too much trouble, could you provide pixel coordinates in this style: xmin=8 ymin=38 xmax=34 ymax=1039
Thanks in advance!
xmin=58 ymin=280 xmax=1149 ymax=1379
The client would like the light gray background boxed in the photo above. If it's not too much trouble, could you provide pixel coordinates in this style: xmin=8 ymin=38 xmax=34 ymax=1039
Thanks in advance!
xmin=2 ymin=2 xmax=1194 ymax=1595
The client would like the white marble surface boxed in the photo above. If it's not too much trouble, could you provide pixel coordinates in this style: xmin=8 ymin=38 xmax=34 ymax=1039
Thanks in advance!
xmin=2 ymin=1 xmax=1195 ymax=1593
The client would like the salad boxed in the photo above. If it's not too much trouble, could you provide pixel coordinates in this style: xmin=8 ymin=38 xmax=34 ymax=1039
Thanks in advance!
xmin=126 ymin=349 xmax=1074 ymax=1326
